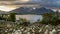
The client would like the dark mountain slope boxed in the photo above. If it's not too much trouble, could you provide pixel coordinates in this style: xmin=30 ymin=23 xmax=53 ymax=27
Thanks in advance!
xmin=9 ymin=7 xmax=54 ymax=15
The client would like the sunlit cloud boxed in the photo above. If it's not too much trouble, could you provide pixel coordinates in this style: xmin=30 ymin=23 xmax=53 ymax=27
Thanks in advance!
xmin=0 ymin=0 xmax=30 ymax=5
xmin=18 ymin=0 xmax=29 ymax=3
xmin=0 ymin=5 xmax=19 ymax=12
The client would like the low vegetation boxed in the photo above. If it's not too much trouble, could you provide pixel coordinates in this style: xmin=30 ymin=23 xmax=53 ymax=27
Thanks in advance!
xmin=41 ymin=10 xmax=60 ymax=26
xmin=0 ymin=11 xmax=60 ymax=34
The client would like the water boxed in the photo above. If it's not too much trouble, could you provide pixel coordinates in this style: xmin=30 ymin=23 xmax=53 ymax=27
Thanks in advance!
xmin=16 ymin=15 xmax=43 ymax=22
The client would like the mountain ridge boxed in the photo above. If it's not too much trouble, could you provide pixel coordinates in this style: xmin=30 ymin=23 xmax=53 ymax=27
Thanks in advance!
xmin=7 ymin=7 xmax=54 ymax=15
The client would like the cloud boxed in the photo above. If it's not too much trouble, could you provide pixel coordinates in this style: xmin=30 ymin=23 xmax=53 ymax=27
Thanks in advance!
xmin=0 ymin=5 xmax=18 ymax=11
xmin=0 ymin=0 xmax=60 ymax=9
xmin=0 ymin=0 xmax=15 ymax=1
xmin=39 ymin=0 xmax=60 ymax=9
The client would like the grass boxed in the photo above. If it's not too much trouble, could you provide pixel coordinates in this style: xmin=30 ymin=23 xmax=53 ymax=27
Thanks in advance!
xmin=0 ymin=22 xmax=60 ymax=34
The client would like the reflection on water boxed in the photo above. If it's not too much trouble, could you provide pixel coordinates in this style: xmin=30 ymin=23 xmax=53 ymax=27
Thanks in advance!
xmin=16 ymin=15 xmax=43 ymax=22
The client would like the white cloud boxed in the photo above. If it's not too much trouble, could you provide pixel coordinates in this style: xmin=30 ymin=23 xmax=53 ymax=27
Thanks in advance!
xmin=0 ymin=5 xmax=18 ymax=12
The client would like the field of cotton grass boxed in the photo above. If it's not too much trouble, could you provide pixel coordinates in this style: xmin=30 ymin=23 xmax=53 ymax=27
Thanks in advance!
xmin=0 ymin=22 xmax=60 ymax=34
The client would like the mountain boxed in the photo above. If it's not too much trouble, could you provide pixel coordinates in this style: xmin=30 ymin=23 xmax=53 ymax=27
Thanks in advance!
xmin=0 ymin=10 xmax=8 ymax=14
xmin=9 ymin=7 xmax=31 ymax=14
xmin=9 ymin=7 xmax=54 ymax=15
xmin=31 ymin=7 xmax=54 ymax=14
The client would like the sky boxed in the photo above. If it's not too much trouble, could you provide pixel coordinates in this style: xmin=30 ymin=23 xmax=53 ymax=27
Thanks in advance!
xmin=0 ymin=0 xmax=60 ymax=11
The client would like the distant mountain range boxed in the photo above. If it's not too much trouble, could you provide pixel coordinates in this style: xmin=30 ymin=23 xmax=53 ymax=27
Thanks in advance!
xmin=0 ymin=7 xmax=54 ymax=15
xmin=0 ymin=10 xmax=8 ymax=14
xmin=9 ymin=7 xmax=54 ymax=15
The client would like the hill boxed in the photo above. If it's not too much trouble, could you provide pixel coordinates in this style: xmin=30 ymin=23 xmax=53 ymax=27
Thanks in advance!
xmin=9 ymin=7 xmax=54 ymax=15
